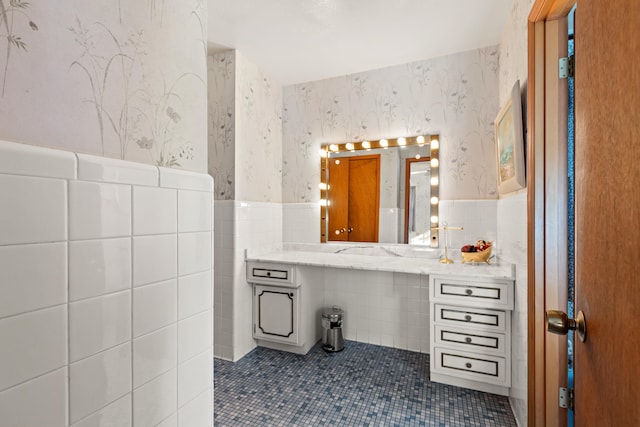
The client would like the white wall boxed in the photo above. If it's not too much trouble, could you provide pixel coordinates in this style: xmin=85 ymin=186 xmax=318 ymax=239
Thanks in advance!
xmin=497 ymin=0 xmax=534 ymax=424
xmin=0 ymin=140 xmax=213 ymax=426
xmin=0 ymin=1 xmax=208 ymax=172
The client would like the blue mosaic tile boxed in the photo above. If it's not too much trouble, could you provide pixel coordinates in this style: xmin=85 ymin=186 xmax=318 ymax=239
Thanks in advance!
xmin=214 ymin=341 xmax=517 ymax=426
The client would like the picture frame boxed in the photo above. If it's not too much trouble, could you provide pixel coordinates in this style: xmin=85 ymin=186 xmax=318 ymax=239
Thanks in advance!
xmin=495 ymin=80 xmax=525 ymax=194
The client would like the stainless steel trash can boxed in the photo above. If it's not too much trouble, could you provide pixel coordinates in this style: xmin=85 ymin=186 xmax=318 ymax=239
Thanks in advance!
xmin=322 ymin=306 xmax=344 ymax=352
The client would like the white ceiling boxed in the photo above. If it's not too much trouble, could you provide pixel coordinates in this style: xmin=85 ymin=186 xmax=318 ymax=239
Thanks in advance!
xmin=207 ymin=0 xmax=514 ymax=86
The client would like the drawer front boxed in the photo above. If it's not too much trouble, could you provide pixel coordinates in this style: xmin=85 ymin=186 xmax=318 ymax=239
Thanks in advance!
xmin=434 ymin=304 xmax=506 ymax=332
xmin=433 ymin=347 xmax=508 ymax=386
xmin=435 ymin=325 xmax=506 ymax=355
xmin=431 ymin=276 xmax=513 ymax=310
xmin=246 ymin=262 xmax=296 ymax=287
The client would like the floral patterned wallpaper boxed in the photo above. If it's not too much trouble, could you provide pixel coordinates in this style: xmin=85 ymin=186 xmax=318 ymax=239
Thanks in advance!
xmin=0 ymin=0 xmax=208 ymax=172
xmin=208 ymin=50 xmax=236 ymax=199
xmin=208 ymin=50 xmax=283 ymax=202
xmin=282 ymin=46 xmax=500 ymax=203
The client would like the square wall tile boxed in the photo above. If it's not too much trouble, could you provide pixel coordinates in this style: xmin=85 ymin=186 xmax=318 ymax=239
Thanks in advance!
xmin=0 ymin=174 xmax=67 ymax=245
xmin=0 ymin=306 xmax=67 ymax=392
xmin=0 ymin=368 xmax=67 ymax=427
xmin=178 ymin=271 xmax=212 ymax=320
xmin=133 ymin=279 xmax=177 ymax=338
xmin=178 ymin=310 xmax=212 ymax=363
xmin=69 ymin=290 xmax=131 ymax=362
xmin=69 ymin=343 xmax=131 ymax=423
xmin=157 ymin=413 xmax=178 ymax=427
xmin=178 ymin=350 xmax=212 ymax=408
xmin=69 ymin=181 xmax=131 ymax=240
xmin=178 ymin=388 xmax=212 ymax=427
xmin=71 ymin=394 xmax=131 ymax=427
xmin=133 ymin=368 xmax=177 ymax=427
xmin=133 ymin=187 xmax=177 ymax=236
xmin=133 ymin=325 xmax=177 ymax=388
xmin=133 ymin=235 xmax=177 ymax=287
xmin=69 ymin=238 xmax=131 ymax=302
xmin=0 ymin=242 xmax=67 ymax=318
xmin=178 ymin=232 xmax=211 ymax=276
xmin=178 ymin=190 xmax=212 ymax=233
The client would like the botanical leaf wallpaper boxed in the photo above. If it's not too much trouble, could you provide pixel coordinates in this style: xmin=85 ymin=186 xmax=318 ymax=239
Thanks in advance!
xmin=282 ymin=46 xmax=500 ymax=203
xmin=0 ymin=0 xmax=208 ymax=172
xmin=208 ymin=50 xmax=283 ymax=202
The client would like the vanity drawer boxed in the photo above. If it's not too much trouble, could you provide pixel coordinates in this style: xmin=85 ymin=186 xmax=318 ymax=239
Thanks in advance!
xmin=433 ymin=347 xmax=508 ymax=386
xmin=431 ymin=276 xmax=513 ymax=310
xmin=246 ymin=262 xmax=297 ymax=287
xmin=434 ymin=304 xmax=507 ymax=332
xmin=434 ymin=324 xmax=506 ymax=355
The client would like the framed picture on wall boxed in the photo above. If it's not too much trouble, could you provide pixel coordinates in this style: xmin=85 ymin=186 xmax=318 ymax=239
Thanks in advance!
xmin=495 ymin=80 xmax=525 ymax=194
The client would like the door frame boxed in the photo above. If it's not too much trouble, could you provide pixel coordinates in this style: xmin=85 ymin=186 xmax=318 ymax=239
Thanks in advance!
xmin=403 ymin=157 xmax=431 ymax=244
xmin=527 ymin=1 xmax=576 ymax=426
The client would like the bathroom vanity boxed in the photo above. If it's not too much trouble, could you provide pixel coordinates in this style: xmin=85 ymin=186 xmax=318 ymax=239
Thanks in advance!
xmin=246 ymin=243 xmax=514 ymax=395
xmin=246 ymin=261 xmax=324 ymax=355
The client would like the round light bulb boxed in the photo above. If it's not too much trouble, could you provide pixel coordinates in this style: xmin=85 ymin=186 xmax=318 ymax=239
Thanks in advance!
xmin=319 ymin=183 xmax=327 ymax=190
xmin=415 ymin=154 xmax=421 ymax=159
xmin=362 ymin=141 xmax=371 ymax=149
xmin=345 ymin=142 xmax=355 ymax=151
xmin=430 ymin=177 xmax=439 ymax=186
xmin=319 ymin=149 xmax=328 ymax=158
xmin=334 ymin=159 xmax=341 ymax=165
xmin=416 ymin=135 xmax=426 ymax=144
xmin=380 ymin=139 xmax=388 ymax=147
xmin=430 ymin=216 xmax=439 ymax=224
xmin=329 ymin=144 xmax=339 ymax=152
xmin=430 ymin=139 xmax=440 ymax=150
xmin=397 ymin=137 xmax=406 ymax=146
xmin=430 ymin=197 xmax=439 ymax=205
xmin=430 ymin=158 xmax=439 ymax=168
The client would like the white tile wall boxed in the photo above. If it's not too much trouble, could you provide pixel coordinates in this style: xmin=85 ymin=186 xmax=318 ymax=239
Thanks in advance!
xmin=282 ymin=203 xmax=318 ymax=243
xmin=439 ymin=199 xmax=498 ymax=256
xmin=497 ymin=190 xmax=528 ymax=419
xmin=69 ymin=343 xmax=132 ymax=423
xmin=0 ymin=368 xmax=68 ymax=427
xmin=0 ymin=140 xmax=213 ymax=427
xmin=323 ymin=269 xmax=431 ymax=353
xmin=0 ymin=174 xmax=68 ymax=245
xmin=0 ymin=242 xmax=67 ymax=318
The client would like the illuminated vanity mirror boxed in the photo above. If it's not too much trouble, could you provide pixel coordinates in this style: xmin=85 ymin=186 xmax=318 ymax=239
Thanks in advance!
xmin=319 ymin=135 xmax=439 ymax=247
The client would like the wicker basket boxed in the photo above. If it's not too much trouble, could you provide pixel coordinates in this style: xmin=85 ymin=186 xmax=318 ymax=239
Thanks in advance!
xmin=461 ymin=246 xmax=492 ymax=264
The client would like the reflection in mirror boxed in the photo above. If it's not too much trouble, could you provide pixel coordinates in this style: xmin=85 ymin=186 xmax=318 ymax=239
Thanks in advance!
xmin=319 ymin=135 xmax=439 ymax=247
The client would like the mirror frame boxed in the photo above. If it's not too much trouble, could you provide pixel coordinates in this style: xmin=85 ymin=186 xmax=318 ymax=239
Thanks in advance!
xmin=319 ymin=134 xmax=440 ymax=247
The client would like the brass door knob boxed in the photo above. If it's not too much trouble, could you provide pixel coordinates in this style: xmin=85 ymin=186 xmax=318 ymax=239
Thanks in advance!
xmin=546 ymin=310 xmax=587 ymax=342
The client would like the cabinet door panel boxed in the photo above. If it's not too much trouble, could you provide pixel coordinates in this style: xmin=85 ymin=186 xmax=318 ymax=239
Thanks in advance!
xmin=254 ymin=285 xmax=299 ymax=345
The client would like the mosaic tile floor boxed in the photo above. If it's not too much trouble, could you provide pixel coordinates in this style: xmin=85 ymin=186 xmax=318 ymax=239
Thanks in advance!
xmin=214 ymin=341 xmax=517 ymax=426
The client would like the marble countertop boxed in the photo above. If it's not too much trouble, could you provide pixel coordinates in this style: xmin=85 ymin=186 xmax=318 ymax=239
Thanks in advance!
xmin=246 ymin=250 xmax=515 ymax=279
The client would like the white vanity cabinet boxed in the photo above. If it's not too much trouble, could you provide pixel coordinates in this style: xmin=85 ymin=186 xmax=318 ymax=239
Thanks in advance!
xmin=247 ymin=261 xmax=323 ymax=355
xmin=429 ymin=274 xmax=514 ymax=396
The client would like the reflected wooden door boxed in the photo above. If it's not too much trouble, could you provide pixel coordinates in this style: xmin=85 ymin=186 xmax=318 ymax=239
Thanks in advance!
xmin=573 ymin=0 xmax=640 ymax=423
xmin=348 ymin=156 xmax=379 ymax=242
xmin=327 ymin=158 xmax=349 ymax=241
xmin=327 ymin=155 xmax=380 ymax=242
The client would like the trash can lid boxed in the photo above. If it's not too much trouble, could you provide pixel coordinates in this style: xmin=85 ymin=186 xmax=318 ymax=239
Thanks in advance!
xmin=322 ymin=306 xmax=343 ymax=322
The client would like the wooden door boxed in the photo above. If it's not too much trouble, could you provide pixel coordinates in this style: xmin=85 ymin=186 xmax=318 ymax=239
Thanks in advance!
xmin=327 ymin=154 xmax=380 ymax=242
xmin=348 ymin=156 xmax=379 ymax=242
xmin=573 ymin=0 xmax=640 ymax=423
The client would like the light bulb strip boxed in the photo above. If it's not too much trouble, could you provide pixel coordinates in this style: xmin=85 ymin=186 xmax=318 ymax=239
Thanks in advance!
xmin=320 ymin=135 xmax=433 ymax=153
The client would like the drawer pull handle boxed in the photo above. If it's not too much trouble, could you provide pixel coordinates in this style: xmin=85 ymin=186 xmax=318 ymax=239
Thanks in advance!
xmin=465 ymin=337 xmax=472 ymax=344
xmin=465 ymin=362 xmax=472 ymax=369
xmin=465 ymin=289 xmax=473 ymax=295
xmin=464 ymin=315 xmax=472 ymax=322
